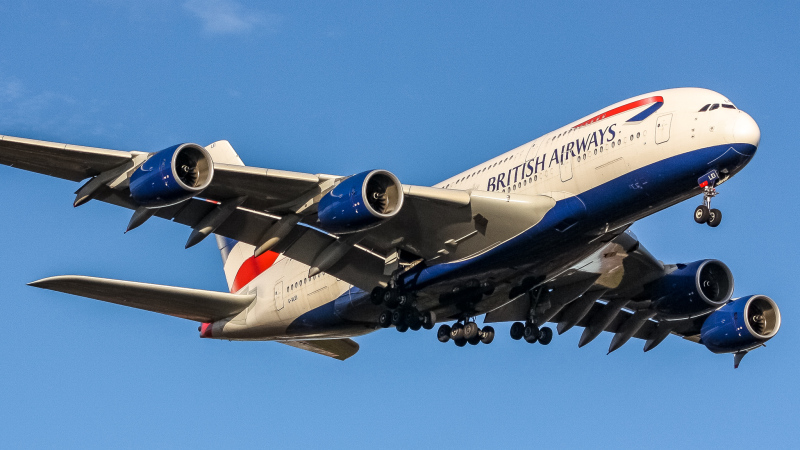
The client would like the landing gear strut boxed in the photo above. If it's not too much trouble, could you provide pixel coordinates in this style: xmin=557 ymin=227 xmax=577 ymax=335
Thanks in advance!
xmin=694 ymin=170 xmax=722 ymax=227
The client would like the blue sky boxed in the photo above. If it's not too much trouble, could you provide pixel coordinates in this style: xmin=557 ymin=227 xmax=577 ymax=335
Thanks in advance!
xmin=1 ymin=1 xmax=798 ymax=448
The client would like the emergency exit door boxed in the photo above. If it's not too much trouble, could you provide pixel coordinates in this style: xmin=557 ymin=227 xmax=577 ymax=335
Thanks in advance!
xmin=274 ymin=281 xmax=284 ymax=310
xmin=655 ymin=114 xmax=672 ymax=144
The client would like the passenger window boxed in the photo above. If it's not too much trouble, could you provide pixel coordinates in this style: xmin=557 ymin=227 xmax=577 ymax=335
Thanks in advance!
xmin=709 ymin=104 xmax=720 ymax=111
xmin=699 ymin=104 xmax=710 ymax=112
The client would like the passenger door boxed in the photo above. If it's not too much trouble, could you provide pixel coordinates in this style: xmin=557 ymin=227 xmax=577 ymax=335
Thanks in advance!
xmin=655 ymin=114 xmax=672 ymax=144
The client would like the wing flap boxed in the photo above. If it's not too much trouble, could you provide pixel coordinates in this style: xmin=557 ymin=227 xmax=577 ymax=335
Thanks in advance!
xmin=278 ymin=338 xmax=359 ymax=361
xmin=29 ymin=275 xmax=254 ymax=322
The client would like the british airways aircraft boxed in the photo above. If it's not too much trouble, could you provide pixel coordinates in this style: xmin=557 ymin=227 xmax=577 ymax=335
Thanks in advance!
xmin=0 ymin=87 xmax=779 ymax=367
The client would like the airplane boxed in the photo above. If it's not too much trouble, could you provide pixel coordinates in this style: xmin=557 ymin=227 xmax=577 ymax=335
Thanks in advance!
xmin=0 ymin=87 xmax=780 ymax=367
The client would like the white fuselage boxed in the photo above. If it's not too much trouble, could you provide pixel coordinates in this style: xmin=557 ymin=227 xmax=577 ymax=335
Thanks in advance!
xmin=212 ymin=87 xmax=759 ymax=341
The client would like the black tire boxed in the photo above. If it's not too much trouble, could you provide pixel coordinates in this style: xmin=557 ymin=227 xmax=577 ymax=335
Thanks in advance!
xmin=405 ymin=310 xmax=421 ymax=329
xmin=468 ymin=335 xmax=481 ymax=345
xmin=454 ymin=338 xmax=467 ymax=347
xmin=396 ymin=323 xmax=408 ymax=333
xmin=480 ymin=326 xmax=495 ymax=344
xmin=383 ymin=290 xmax=399 ymax=308
xmin=524 ymin=324 xmax=540 ymax=343
xmin=378 ymin=310 xmax=392 ymax=328
xmin=391 ymin=309 xmax=404 ymax=326
xmin=694 ymin=205 xmax=710 ymax=223
xmin=463 ymin=322 xmax=479 ymax=340
xmin=370 ymin=286 xmax=386 ymax=305
xmin=538 ymin=326 xmax=553 ymax=345
xmin=450 ymin=323 xmax=464 ymax=340
xmin=398 ymin=293 xmax=417 ymax=308
xmin=708 ymin=208 xmax=722 ymax=227
xmin=510 ymin=322 xmax=525 ymax=340
xmin=422 ymin=312 xmax=435 ymax=330
xmin=481 ymin=282 xmax=495 ymax=296
xmin=437 ymin=324 xmax=451 ymax=343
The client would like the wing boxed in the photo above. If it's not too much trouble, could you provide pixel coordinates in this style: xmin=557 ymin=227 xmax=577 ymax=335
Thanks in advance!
xmin=278 ymin=339 xmax=359 ymax=361
xmin=29 ymin=275 xmax=255 ymax=322
xmin=485 ymin=230 xmax=706 ymax=352
xmin=0 ymin=135 xmax=556 ymax=292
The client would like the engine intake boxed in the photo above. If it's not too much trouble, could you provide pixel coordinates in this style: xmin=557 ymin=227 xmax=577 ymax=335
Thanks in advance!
xmin=701 ymin=295 xmax=781 ymax=354
xmin=130 ymin=143 xmax=214 ymax=207
xmin=318 ymin=170 xmax=404 ymax=233
xmin=644 ymin=259 xmax=734 ymax=319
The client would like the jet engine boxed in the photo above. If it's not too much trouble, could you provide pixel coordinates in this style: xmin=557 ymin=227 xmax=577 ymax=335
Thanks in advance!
xmin=701 ymin=295 xmax=781 ymax=353
xmin=643 ymin=260 xmax=734 ymax=319
xmin=129 ymin=143 xmax=214 ymax=207
xmin=317 ymin=170 xmax=404 ymax=233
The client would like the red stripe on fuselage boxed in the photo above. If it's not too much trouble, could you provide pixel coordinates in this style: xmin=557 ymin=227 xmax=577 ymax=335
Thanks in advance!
xmin=572 ymin=96 xmax=664 ymax=128
xmin=231 ymin=250 xmax=279 ymax=293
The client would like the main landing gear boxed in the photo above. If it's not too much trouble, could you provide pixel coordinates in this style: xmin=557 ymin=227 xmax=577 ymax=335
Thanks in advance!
xmin=373 ymin=287 xmax=434 ymax=333
xmin=509 ymin=321 xmax=553 ymax=345
xmin=436 ymin=320 xmax=495 ymax=346
xmin=694 ymin=170 xmax=722 ymax=227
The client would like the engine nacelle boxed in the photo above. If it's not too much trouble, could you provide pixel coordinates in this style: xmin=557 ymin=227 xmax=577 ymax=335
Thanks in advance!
xmin=317 ymin=170 xmax=404 ymax=233
xmin=701 ymin=295 xmax=781 ymax=354
xmin=129 ymin=143 xmax=214 ymax=207
xmin=645 ymin=260 xmax=734 ymax=319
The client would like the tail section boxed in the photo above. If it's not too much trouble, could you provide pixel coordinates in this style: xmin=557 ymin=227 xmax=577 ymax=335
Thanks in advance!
xmin=205 ymin=140 xmax=283 ymax=294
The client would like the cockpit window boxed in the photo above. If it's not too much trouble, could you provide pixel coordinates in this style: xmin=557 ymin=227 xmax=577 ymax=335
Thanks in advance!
xmin=699 ymin=104 xmax=710 ymax=112
xmin=709 ymin=104 xmax=720 ymax=111
xmin=721 ymin=104 xmax=736 ymax=109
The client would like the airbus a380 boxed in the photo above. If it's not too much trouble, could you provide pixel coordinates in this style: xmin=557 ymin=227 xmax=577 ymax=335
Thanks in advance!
xmin=0 ymin=87 xmax=779 ymax=367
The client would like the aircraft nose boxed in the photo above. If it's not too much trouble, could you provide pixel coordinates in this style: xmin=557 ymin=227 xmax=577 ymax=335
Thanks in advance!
xmin=730 ymin=111 xmax=760 ymax=147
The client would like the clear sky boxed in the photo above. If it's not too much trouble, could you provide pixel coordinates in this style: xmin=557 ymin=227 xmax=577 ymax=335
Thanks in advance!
xmin=1 ymin=1 xmax=798 ymax=448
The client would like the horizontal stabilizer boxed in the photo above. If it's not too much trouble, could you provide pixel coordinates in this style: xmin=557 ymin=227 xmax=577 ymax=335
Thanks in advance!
xmin=279 ymin=339 xmax=360 ymax=361
xmin=29 ymin=275 xmax=254 ymax=322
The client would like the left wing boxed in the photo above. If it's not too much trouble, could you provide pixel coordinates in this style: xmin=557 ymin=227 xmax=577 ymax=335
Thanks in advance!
xmin=0 ymin=135 xmax=556 ymax=291
xmin=29 ymin=275 xmax=255 ymax=322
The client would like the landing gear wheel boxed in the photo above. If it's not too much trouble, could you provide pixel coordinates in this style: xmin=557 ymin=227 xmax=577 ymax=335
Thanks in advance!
xmin=454 ymin=338 xmax=467 ymax=347
xmin=523 ymin=324 xmax=540 ymax=343
xmin=694 ymin=205 xmax=710 ymax=224
xmin=510 ymin=322 xmax=525 ymax=340
xmin=480 ymin=326 xmax=495 ymax=344
xmin=707 ymin=208 xmax=722 ymax=227
xmin=421 ymin=312 xmax=435 ymax=330
xmin=370 ymin=286 xmax=386 ymax=305
xmin=391 ymin=310 xmax=404 ymax=326
xmin=396 ymin=323 xmax=409 ymax=333
xmin=450 ymin=323 xmax=464 ymax=340
xmin=437 ymin=324 xmax=451 ymax=343
xmin=405 ymin=310 xmax=421 ymax=330
xmin=397 ymin=293 xmax=416 ymax=309
xmin=538 ymin=326 xmax=553 ymax=345
xmin=463 ymin=322 xmax=479 ymax=340
xmin=383 ymin=290 xmax=398 ymax=308
xmin=378 ymin=310 xmax=392 ymax=328
xmin=468 ymin=335 xmax=481 ymax=345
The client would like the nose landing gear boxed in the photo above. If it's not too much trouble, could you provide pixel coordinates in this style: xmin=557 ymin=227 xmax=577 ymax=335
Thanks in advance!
xmin=694 ymin=170 xmax=722 ymax=227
